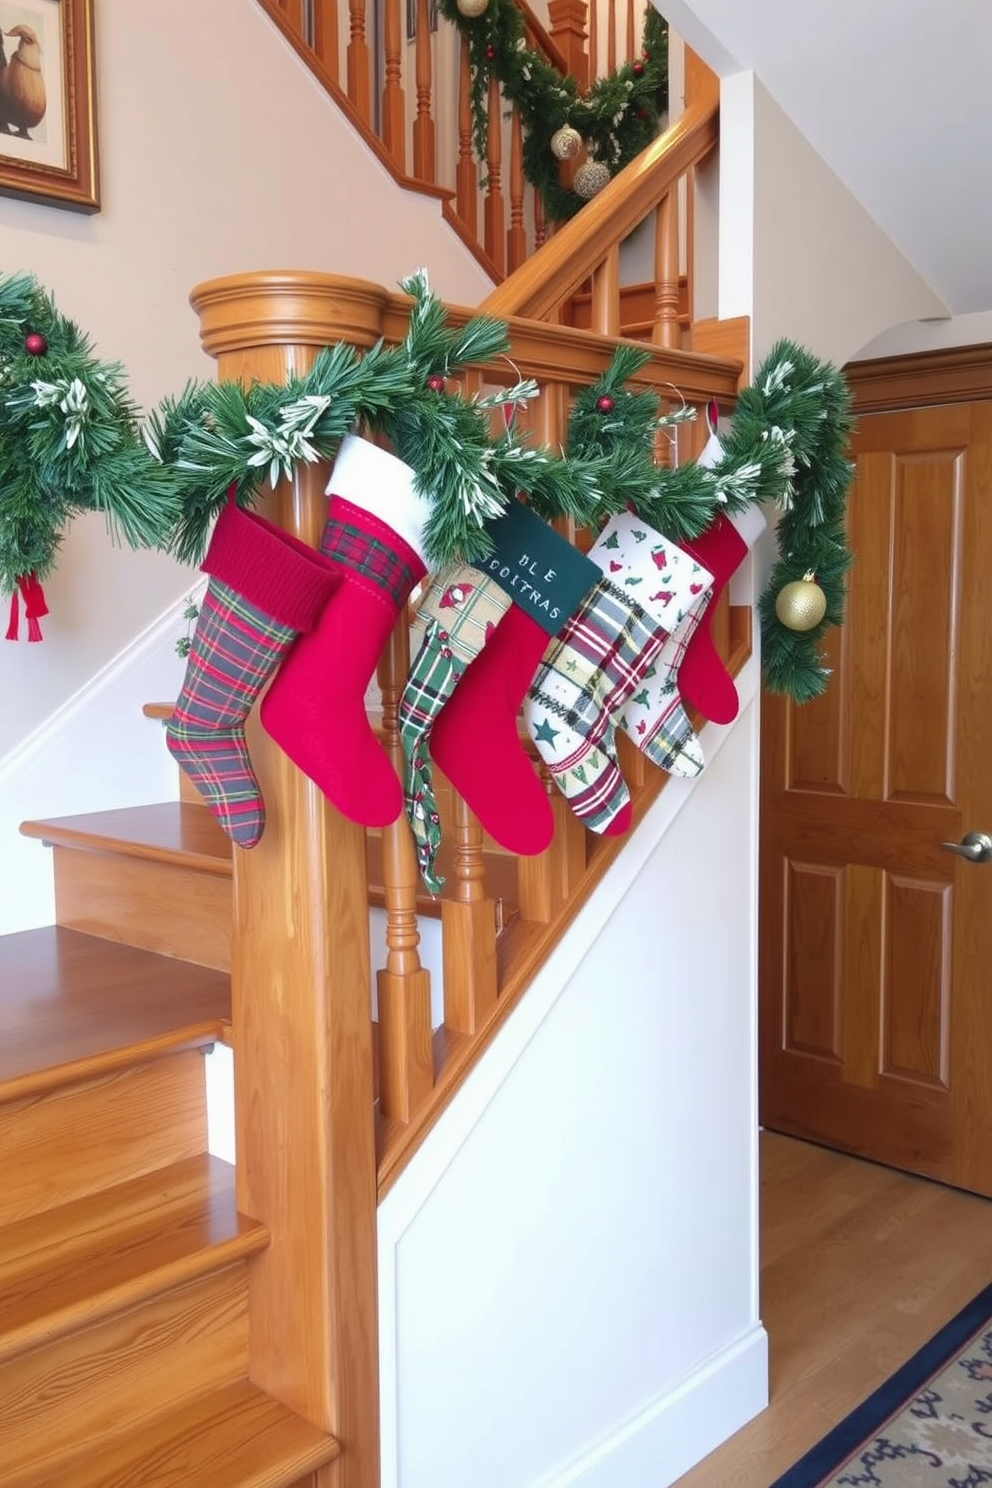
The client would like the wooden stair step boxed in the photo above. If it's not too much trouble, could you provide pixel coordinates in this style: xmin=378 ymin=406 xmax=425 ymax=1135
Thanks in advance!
xmin=20 ymin=802 xmax=232 ymax=876
xmin=0 ymin=926 xmax=230 ymax=1102
xmin=23 ymin=799 xmax=520 ymax=929
xmin=0 ymin=1154 xmax=266 ymax=1365
xmin=7 ymin=1379 xmax=340 ymax=1488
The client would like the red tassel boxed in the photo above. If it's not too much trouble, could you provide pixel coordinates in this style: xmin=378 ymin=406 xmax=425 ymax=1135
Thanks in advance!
xmin=5 ymin=589 xmax=19 ymax=641
xmin=19 ymin=572 xmax=48 ymax=641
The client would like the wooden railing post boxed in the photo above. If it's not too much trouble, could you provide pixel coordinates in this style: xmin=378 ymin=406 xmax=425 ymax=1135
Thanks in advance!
xmin=455 ymin=36 xmax=478 ymax=236
xmin=653 ymin=187 xmax=681 ymax=348
xmin=376 ymin=613 xmax=435 ymax=1122
xmin=189 ymin=270 xmax=389 ymax=1488
xmin=547 ymin=0 xmax=590 ymax=91
xmin=412 ymin=0 xmax=437 ymax=183
xmin=485 ymin=72 xmax=506 ymax=276
xmin=381 ymin=0 xmax=406 ymax=170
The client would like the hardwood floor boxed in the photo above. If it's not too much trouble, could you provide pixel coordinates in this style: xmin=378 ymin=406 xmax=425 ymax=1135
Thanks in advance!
xmin=674 ymin=1131 xmax=992 ymax=1487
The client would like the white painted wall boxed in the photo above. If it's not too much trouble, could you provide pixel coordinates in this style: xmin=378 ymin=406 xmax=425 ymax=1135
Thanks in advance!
xmin=379 ymin=667 xmax=766 ymax=1488
xmin=0 ymin=0 xmax=491 ymax=761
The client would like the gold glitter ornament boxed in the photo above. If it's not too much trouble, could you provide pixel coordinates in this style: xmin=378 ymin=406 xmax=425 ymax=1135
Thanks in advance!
xmin=774 ymin=572 xmax=827 ymax=632
xmin=455 ymin=0 xmax=490 ymax=15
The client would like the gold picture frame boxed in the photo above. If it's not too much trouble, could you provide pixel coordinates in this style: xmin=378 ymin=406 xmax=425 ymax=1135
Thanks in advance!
xmin=0 ymin=0 xmax=98 ymax=212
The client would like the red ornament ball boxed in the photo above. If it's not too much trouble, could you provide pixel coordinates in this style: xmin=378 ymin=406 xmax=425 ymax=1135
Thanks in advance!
xmin=426 ymin=374 xmax=445 ymax=392
xmin=485 ymin=43 xmax=495 ymax=59
xmin=632 ymin=60 xmax=644 ymax=75
xmin=24 ymin=332 xmax=47 ymax=356
xmin=596 ymin=394 xmax=615 ymax=413
xmin=637 ymin=108 xmax=648 ymax=120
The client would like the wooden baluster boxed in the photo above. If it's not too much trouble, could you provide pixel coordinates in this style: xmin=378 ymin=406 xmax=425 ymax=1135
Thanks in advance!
xmin=588 ymin=0 xmax=599 ymax=82
xmin=412 ymin=0 xmax=436 ymax=182
xmin=455 ymin=36 xmax=478 ymax=236
xmin=347 ymin=0 xmax=372 ymax=124
xmin=514 ymin=380 xmax=588 ymax=925
xmin=534 ymin=187 xmax=547 ymax=250
xmin=190 ymin=271 xmax=383 ymax=1488
xmin=507 ymin=110 xmax=527 ymax=272
xmin=442 ymin=792 xmax=499 ymax=1033
xmin=653 ymin=186 xmax=681 ymax=348
xmin=381 ymin=0 xmax=406 ymax=170
xmin=547 ymin=0 xmax=590 ymax=91
xmin=518 ymin=763 xmax=588 ymax=923
xmin=590 ymin=242 xmax=621 ymax=336
xmin=607 ymin=0 xmax=617 ymax=72
xmin=312 ymin=0 xmax=339 ymax=80
xmin=376 ymin=614 xmax=434 ymax=1123
xmin=626 ymin=0 xmax=636 ymax=63
xmin=484 ymin=71 xmax=505 ymax=276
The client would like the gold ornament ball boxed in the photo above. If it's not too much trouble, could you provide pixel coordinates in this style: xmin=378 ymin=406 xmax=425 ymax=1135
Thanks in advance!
xmin=550 ymin=125 xmax=583 ymax=161
xmin=775 ymin=577 xmax=827 ymax=632
xmin=455 ymin=0 xmax=489 ymax=15
xmin=573 ymin=161 xmax=611 ymax=200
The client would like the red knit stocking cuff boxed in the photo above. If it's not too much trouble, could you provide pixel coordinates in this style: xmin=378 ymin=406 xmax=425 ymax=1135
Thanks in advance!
xmin=202 ymin=500 xmax=339 ymax=632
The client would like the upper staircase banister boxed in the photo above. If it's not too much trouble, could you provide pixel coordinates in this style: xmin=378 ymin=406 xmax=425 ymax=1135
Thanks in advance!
xmin=482 ymin=99 xmax=719 ymax=322
xmin=513 ymin=0 xmax=570 ymax=74
xmin=193 ymin=269 xmax=742 ymax=404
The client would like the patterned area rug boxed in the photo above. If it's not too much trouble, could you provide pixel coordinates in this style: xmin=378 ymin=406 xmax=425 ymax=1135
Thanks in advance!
xmin=771 ymin=1281 xmax=992 ymax=1487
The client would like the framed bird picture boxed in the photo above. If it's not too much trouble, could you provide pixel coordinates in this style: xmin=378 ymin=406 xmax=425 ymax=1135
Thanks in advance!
xmin=0 ymin=0 xmax=98 ymax=211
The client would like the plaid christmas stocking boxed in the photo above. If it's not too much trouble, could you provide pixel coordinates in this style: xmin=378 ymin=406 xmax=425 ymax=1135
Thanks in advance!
xmin=260 ymin=435 xmax=430 ymax=828
xmin=428 ymin=501 xmax=600 ymax=856
xmin=166 ymin=496 xmax=340 ymax=849
xmin=524 ymin=512 xmax=712 ymax=835
xmin=399 ymin=565 xmax=513 ymax=893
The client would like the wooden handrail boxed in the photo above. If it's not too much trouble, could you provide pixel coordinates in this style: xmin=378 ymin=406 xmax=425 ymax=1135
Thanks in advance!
xmin=483 ymin=99 xmax=720 ymax=321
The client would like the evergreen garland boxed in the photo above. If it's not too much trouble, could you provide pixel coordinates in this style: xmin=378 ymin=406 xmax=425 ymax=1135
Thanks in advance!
xmin=757 ymin=345 xmax=854 ymax=702
xmin=0 ymin=271 xmax=181 ymax=633
xmin=436 ymin=0 xmax=668 ymax=222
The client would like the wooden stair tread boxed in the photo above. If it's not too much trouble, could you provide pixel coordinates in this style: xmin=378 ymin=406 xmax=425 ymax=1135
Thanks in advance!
xmin=0 ymin=927 xmax=231 ymax=1101
xmin=24 ymin=799 xmax=520 ymax=922
xmin=8 ymin=1378 xmax=340 ymax=1488
xmin=0 ymin=1154 xmax=265 ymax=1365
xmin=20 ymin=802 xmax=232 ymax=875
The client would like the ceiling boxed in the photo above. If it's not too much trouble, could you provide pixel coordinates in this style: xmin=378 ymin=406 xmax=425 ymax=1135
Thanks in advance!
xmin=658 ymin=0 xmax=992 ymax=315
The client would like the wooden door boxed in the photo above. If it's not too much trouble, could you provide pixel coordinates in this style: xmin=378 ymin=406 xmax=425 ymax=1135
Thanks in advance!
xmin=759 ymin=400 xmax=992 ymax=1196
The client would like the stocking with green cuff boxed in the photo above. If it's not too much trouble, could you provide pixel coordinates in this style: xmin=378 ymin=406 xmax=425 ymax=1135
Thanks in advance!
xmin=427 ymin=500 xmax=601 ymax=856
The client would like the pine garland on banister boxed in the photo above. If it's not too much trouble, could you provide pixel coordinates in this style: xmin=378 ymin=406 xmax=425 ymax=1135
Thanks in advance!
xmin=1 ymin=266 xmax=853 ymax=702
xmin=0 ymin=271 xmax=181 ymax=639
xmin=437 ymin=0 xmax=669 ymax=221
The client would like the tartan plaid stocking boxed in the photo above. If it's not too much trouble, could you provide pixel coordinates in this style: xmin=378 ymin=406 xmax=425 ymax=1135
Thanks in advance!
xmin=524 ymin=512 xmax=712 ymax=836
xmin=166 ymin=498 xmax=340 ymax=849
xmin=260 ymin=436 xmax=429 ymax=828
xmin=428 ymin=501 xmax=600 ymax=856
xmin=399 ymin=565 xmax=512 ymax=893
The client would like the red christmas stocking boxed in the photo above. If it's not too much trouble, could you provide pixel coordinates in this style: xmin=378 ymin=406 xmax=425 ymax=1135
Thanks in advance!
xmin=678 ymin=503 xmax=766 ymax=725
xmin=429 ymin=501 xmax=600 ymax=855
xmin=260 ymin=436 xmax=429 ymax=827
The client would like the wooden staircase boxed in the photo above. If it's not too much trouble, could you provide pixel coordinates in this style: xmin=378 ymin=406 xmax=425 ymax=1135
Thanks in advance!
xmin=0 ymin=926 xmax=340 ymax=1487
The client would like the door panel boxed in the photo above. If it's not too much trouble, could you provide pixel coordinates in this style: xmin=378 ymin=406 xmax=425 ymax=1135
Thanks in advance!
xmin=760 ymin=401 xmax=992 ymax=1195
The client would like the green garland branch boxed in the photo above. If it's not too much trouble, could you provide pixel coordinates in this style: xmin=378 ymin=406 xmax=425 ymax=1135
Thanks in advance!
xmin=153 ymin=278 xmax=853 ymax=704
xmin=0 ymin=271 xmax=181 ymax=638
xmin=437 ymin=0 xmax=668 ymax=221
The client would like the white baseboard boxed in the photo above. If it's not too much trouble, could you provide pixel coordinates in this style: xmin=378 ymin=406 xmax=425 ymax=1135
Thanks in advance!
xmin=533 ymin=1325 xmax=769 ymax=1488
xmin=0 ymin=584 xmax=201 ymax=936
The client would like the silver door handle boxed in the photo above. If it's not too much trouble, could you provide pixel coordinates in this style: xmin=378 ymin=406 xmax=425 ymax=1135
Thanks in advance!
xmin=941 ymin=831 xmax=992 ymax=864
